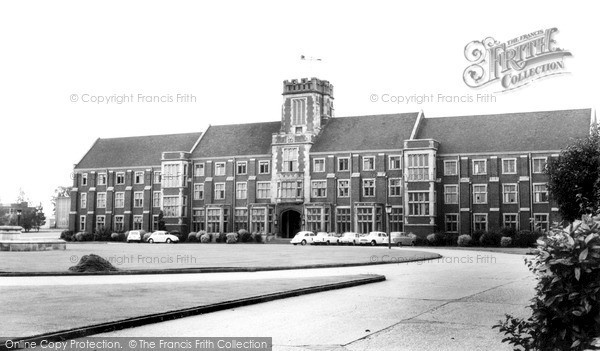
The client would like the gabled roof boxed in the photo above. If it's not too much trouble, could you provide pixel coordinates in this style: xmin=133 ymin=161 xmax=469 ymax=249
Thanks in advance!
xmin=191 ymin=121 xmax=281 ymax=158
xmin=75 ymin=132 xmax=202 ymax=169
xmin=417 ymin=109 xmax=592 ymax=154
xmin=311 ymin=113 xmax=420 ymax=152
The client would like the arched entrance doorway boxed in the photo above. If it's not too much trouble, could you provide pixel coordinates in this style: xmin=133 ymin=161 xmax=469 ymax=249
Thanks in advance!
xmin=280 ymin=210 xmax=301 ymax=238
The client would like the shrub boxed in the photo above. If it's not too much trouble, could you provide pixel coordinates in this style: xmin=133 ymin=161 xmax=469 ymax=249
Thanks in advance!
xmin=500 ymin=226 xmax=518 ymax=238
xmin=216 ymin=232 xmax=227 ymax=243
xmin=110 ymin=232 xmax=120 ymax=241
xmin=238 ymin=229 xmax=252 ymax=243
xmin=60 ymin=230 xmax=74 ymax=242
xmin=253 ymin=232 xmax=263 ymax=243
xmin=426 ymin=233 xmax=437 ymax=246
xmin=187 ymin=232 xmax=197 ymax=242
xmin=196 ymin=230 xmax=207 ymax=241
xmin=500 ymin=236 xmax=512 ymax=247
xmin=142 ymin=232 xmax=152 ymax=243
xmin=226 ymin=232 xmax=238 ymax=244
xmin=513 ymin=230 xmax=541 ymax=248
xmin=200 ymin=233 xmax=211 ymax=243
xmin=74 ymin=232 xmax=85 ymax=241
xmin=169 ymin=230 xmax=185 ymax=242
xmin=471 ymin=230 xmax=485 ymax=246
xmin=457 ymin=234 xmax=472 ymax=247
xmin=480 ymin=230 xmax=502 ymax=247
xmin=494 ymin=216 xmax=600 ymax=350
xmin=93 ymin=227 xmax=112 ymax=241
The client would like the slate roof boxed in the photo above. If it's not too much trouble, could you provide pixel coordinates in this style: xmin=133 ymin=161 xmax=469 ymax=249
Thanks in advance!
xmin=311 ymin=113 xmax=420 ymax=152
xmin=191 ymin=121 xmax=281 ymax=158
xmin=417 ymin=109 xmax=592 ymax=154
xmin=75 ymin=132 xmax=202 ymax=169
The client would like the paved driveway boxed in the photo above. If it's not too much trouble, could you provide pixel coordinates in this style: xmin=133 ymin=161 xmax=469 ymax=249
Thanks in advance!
xmin=94 ymin=248 xmax=536 ymax=351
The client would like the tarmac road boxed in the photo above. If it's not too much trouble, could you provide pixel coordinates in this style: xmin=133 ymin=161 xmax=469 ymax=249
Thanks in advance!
xmin=93 ymin=247 xmax=535 ymax=351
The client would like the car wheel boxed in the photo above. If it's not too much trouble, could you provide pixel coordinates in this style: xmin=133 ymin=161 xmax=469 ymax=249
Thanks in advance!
xmin=371 ymin=240 xmax=376 ymax=246
xmin=397 ymin=242 xmax=402 ymax=247
xmin=166 ymin=238 xmax=172 ymax=243
xmin=326 ymin=241 xmax=330 ymax=245
xmin=301 ymin=239 xmax=307 ymax=246
xmin=293 ymin=243 xmax=297 ymax=246
xmin=148 ymin=239 xmax=154 ymax=243
xmin=352 ymin=241 xmax=356 ymax=246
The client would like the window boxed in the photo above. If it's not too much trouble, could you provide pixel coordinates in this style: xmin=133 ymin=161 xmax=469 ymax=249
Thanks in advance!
xmin=96 ymin=215 xmax=105 ymax=230
xmin=152 ymin=191 xmax=161 ymax=207
xmin=163 ymin=196 xmax=180 ymax=217
xmin=444 ymin=185 xmax=458 ymax=204
xmin=473 ymin=184 xmax=487 ymax=204
xmin=362 ymin=157 xmax=375 ymax=171
xmin=283 ymin=148 xmax=299 ymax=172
xmin=152 ymin=215 xmax=159 ymax=231
xmin=236 ymin=182 xmax=247 ymax=199
xmin=116 ymin=172 xmax=125 ymax=185
xmin=257 ymin=182 xmax=271 ymax=199
xmin=291 ymin=98 xmax=306 ymax=125
xmin=80 ymin=193 xmax=87 ymax=209
xmin=408 ymin=192 xmax=429 ymax=216
xmin=389 ymin=156 xmax=402 ymax=170
xmin=214 ymin=162 xmax=226 ymax=176
xmin=474 ymin=214 xmax=487 ymax=231
xmin=236 ymin=162 xmax=247 ymax=175
xmin=445 ymin=214 xmax=458 ymax=232
xmin=503 ymin=184 xmax=518 ymax=203
xmin=97 ymin=192 xmax=107 ymax=208
xmin=504 ymin=214 xmax=518 ymax=229
xmin=134 ymin=171 xmax=144 ymax=184
xmin=97 ymin=173 xmax=107 ymax=185
xmin=338 ymin=158 xmax=349 ymax=171
xmin=336 ymin=208 xmax=351 ymax=233
xmin=259 ymin=160 xmax=270 ymax=174
xmin=533 ymin=157 xmax=547 ymax=174
xmin=114 ymin=192 xmax=124 ymax=208
xmin=534 ymin=214 xmax=549 ymax=232
xmin=133 ymin=215 xmax=143 ymax=230
xmin=193 ymin=183 xmax=204 ymax=200
xmin=153 ymin=171 xmax=162 ymax=184
xmin=389 ymin=207 xmax=403 ymax=232
xmin=81 ymin=173 xmax=88 ymax=186
xmin=444 ymin=160 xmax=458 ymax=176
xmin=234 ymin=208 xmax=248 ymax=231
xmin=337 ymin=180 xmax=349 ymax=197
xmin=194 ymin=163 xmax=205 ymax=177
xmin=134 ymin=192 xmax=143 ymax=207
xmin=311 ymin=180 xmax=327 ymax=198
xmin=306 ymin=207 xmax=323 ymax=232
xmin=533 ymin=183 xmax=549 ymax=203
xmin=193 ymin=209 xmax=205 ymax=232
xmin=114 ymin=216 xmax=124 ymax=232
xmin=362 ymin=179 xmax=375 ymax=197
xmin=502 ymin=158 xmax=517 ymax=174
xmin=407 ymin=154 xmax=429 ymax=180
xmin=207 ymin=208 xmax=222 ymax=233
xmin=313 ymin=159 xmax=325 ymax=172
xmin=472 ymin=159 xmax=487 ymax=175
xmin=357 ymin=207 xmax=374 ymax=234
xmin=389 ymin=178 xmax=402 ymax=197
xmin=214 ymin=183 xmax=225 ymax=200
xmin=79 ymin=215 xmax=86 ymax=231
xmin=163 ymin=163 xmax=181 ymax=188
xmin=277 ymin=181 xmax=302 ymax=199
xmin=251 ymin=208 xmax=267 ymax=233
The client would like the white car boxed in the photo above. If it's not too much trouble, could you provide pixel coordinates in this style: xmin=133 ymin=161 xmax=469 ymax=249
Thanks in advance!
xmin=391 ymin=232 xmax=416 ymax=246
xmin=126 ymin=230 xmax=144 ymax=243
xmin=147 ymin=231 xmax=179 ymax=244
xmin=339 ymin=232 xmax=362 ymax=245
xmin=291 ymin=231 xmax=316 ymax=245
xmin=312 ymin=232 xmax=340 ymax=245
xmin=359 ymin=231 xmax=389 ymax=246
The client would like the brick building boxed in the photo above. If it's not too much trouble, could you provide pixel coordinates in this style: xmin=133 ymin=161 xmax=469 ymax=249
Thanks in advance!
xmin=69 ymin=78 xmax=593 ymax=237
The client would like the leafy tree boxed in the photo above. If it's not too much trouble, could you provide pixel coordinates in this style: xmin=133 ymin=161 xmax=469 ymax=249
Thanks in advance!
xmin=20 ymin=206 xmax=46 ymax=232
xmin=546 ymin=125 xmax=600 ymax=222
xmin=158 ymin=211 xmax=166 ymax=231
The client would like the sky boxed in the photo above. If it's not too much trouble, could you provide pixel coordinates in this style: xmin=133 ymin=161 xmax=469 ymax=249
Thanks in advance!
xmin=0 ymin=0 xmax=597 ymax=219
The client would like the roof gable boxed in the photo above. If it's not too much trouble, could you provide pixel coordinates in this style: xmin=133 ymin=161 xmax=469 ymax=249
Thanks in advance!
xmin=75 ymin=132 xmax=202 ymax=169
xmin=417 ymin=109 xmax=592 ymax=154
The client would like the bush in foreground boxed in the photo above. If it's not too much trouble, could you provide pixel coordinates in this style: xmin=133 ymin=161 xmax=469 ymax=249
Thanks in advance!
xmin=494 ymin=216 xmax=600 ymax=350
xmin=187 ymin=232 xmax=197 ymax=242
xmin=226 ymin=232 xmax=238 ymax=244
xmin=500 ymin=236 xmax=512 ymax=247
xmin=480 ymin=230 xmax=502 ymax=247
xmin=457 ymin=234 xmax=472 ymax=247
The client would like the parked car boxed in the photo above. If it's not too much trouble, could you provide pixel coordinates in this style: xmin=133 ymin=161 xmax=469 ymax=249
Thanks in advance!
xmin=126 ymin=230 xmax=144 ymax=243
xmin=312 ymin=232 xmax=340 ymax=245
xmin=339 ymin=232 xmax=362 ymax=245
xmin=291 ymin=231 xmax=316 ymax=245
xmin=391 ymin=232 xmax=416 ymax=246
xmin=359 ymin=231 xmax=389 ymax=246
xmin=147 ymin=230 xmax=179 ymax=244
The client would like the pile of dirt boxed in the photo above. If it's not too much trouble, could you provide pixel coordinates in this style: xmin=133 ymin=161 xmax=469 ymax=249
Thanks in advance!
xmin=68 ymin=254 xmax=118 ymax=272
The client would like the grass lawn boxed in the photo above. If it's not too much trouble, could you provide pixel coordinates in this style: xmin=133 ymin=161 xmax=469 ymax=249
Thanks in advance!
xmin=0 ymin=274 xmax=382 ymax=340
xmin=0 ymin=243 xmax=439 ymax=273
